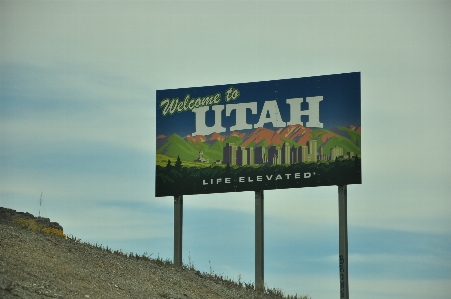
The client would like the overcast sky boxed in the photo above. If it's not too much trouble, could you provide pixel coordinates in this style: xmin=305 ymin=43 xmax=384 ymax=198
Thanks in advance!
xmin=1 ymin=1 xmax=450 ymax=298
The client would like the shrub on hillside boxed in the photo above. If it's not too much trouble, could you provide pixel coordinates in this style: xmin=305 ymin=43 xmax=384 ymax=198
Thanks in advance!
xmin=42 ymin=227 xmax=66 ymax=238
xmin=13 ymin=218 xmax=66 ymax=239
xmin=14 ymin=218 xmax=42 ymax=231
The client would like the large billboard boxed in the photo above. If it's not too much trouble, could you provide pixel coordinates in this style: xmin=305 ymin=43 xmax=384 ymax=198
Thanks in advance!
xmin=156 ymin=72 xmax=361 ymax=197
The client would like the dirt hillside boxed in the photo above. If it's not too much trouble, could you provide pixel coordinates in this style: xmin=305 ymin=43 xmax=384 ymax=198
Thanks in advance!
xmin=0 ymin=208 xmax=307 ymax=299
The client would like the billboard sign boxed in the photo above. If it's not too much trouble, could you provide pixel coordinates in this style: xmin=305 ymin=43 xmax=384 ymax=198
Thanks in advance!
xmin=156 ymin=72 xmax=361 ymax=197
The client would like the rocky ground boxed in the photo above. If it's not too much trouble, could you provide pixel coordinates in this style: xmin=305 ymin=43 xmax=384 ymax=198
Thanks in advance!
xmin=0 ymin=208 xmax=307 ymax=299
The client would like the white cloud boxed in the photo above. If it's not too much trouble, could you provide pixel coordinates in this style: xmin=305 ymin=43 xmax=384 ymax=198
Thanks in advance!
xmin=1 ymin=104 xmax=154 ymax=153
xmin=1 ymin=68 xmax=156 ymax=162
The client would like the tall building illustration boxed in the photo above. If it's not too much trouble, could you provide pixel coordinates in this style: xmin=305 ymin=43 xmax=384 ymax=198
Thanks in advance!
xmin=281 ymin=142 xmax=291 ymax=164
xmin=223 ymin=143 xmax=237 ymax=165
xmin=222 ymin=138 xmax=351 ymax=166
xmin=268 ymin=146 xmax=281 ymax=165
xmin=330 ymin=146 xmax=344 ymax=160
xmin=246 ymin=147 xmax=254 ymax=165
xmin=254 ymin=146 xmax=266 ymax=165
xmin=236 ymin=146 xmax=247 ymax=166
xmin=236 ymin=146 xmax=255 ymax=166
xmin=290 ymin=146 xmax=298 ymax=163
xmin=307 ymin=140 xmax=317 ymax=162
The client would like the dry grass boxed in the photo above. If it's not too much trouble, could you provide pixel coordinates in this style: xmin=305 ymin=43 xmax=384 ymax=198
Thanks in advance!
xmin=13 ymin=218 xmax=66 ymax=239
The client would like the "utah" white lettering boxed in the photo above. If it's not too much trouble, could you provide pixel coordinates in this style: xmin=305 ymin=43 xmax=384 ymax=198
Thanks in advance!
xmin=192 ymin=96 xmax=323 ymax=136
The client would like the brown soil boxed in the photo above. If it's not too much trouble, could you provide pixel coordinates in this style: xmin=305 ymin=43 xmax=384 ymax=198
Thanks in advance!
xmin=0 ymin=208 xmax=302 ymax=299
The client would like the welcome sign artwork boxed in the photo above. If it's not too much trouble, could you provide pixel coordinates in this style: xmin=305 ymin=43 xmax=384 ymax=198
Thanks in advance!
xmin=155 ymin=72 xmax=361 ymax=197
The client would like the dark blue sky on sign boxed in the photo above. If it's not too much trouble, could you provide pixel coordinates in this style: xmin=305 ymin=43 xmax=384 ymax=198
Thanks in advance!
xmin=156 ymin=72 xmax=360 ymax=137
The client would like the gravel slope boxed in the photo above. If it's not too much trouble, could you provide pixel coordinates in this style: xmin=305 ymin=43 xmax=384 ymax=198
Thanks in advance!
xmin=0 ymin=221 xmax=301 ymax=299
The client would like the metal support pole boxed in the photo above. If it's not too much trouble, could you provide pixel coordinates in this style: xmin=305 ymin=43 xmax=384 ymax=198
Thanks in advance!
xmin=338 ymin=185 xmax=349 ymax=299
xmin=255 ymin=190 xmax=264 ymax=291
xmin=174 ymin=195 xmax=183 ymax=267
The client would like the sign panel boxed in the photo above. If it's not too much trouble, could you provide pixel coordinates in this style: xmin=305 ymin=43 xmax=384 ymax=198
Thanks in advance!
xmin=156 ymin=72 xmax=361 ymax=197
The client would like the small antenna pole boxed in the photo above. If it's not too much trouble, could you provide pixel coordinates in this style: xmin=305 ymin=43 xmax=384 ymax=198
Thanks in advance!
xmin=39 ymin=192 xmax=43 ymax=217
